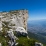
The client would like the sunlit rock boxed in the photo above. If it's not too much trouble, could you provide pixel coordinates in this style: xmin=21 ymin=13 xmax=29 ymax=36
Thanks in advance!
xmin=0 ymin=43 xmax=1 ymax=46
xmin=15 ymin=27 xmax=28 ymax=37
xmin=35 ymin=42 xmax=43 ymax=46
xmin=7 ymin=31 xmax=15 ymax=39
xmin=8 ymin=40 xmax=15 ymax=46
xmin=0 ymin=10 xmax=28 ymax=46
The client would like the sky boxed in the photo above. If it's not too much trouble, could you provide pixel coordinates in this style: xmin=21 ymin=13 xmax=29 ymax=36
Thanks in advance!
xmin=0 ymin=0 xmax=46 ymax=21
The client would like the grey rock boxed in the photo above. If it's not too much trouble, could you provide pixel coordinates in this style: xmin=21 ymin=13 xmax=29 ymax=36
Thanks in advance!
xmin=15 ymin=27 xmax=28 ymax=37
xmin=35 ymin=42 xmax=43 ymax=46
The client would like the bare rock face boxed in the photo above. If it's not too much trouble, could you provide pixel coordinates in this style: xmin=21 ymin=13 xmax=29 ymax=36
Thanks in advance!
xmin=0 ymin=10 xmax=28 ymax=32
xmin=15 ymin=27 xmax=28 ymax=37
xmin=35 ymin=42 xmax=43 ymax=46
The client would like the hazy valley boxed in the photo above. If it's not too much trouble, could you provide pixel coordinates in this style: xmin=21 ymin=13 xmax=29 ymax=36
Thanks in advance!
xmin=28 ymin=19 xmax=46 ymax=44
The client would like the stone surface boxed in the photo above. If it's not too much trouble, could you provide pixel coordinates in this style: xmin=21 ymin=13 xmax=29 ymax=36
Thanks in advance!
xmin=7 ymin=30 xmax=18 ymax=46
xmin=35 ymin=42 xmax=43 ymax=46
xmin=0 ymin=10 xmax=28 ymax=32
xmin=0 ymin=10 xmax=28 ymax=46
xmin=15 ymin=27 xmax=27 ymax=36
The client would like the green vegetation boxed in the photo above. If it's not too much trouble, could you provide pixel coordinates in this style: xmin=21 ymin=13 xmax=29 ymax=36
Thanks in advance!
xmin=9 ymin=10 xmax=19 ymax=15
xmin=2 ymin=21 xmax=10 ymax=31
xmin=0 ymin=31 xmax=37 ymax=46
xmin=17 ymin=37 xmax=36 ymax=46
xmin=0 ymin=20 xmax=36 ymax=46
xmin=0 ymin=32 xmax=8 ymax=46
xmin=28 ymin=31 xmax=46 ymax=46
xmin=0 ymin=30 xmax=46 ymax=46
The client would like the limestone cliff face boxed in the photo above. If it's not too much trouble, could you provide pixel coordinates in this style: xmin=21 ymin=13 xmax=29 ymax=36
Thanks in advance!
xmin=0 ymin=10 xmax=28 ymax=31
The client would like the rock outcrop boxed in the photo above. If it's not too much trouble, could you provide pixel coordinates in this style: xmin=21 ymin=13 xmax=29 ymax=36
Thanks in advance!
xmin=7 ymin=30 xmax=18 ymax=46
xmin=35 ymin=42 xmax=43 ymax=46
xmin=0 ymin=10 xmax=28 ymax=46
xmin=0 ymin=10 xmax=44 ymax=46
xmin=15 ymin=27 xmax=28 ymax=37
xmin=0 ymin=10 xmax=28 ymax=32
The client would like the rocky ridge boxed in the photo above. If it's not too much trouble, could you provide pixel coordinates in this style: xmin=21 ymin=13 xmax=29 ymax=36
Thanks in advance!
xmin=0 ymin=10 xmax=28 ymax=46
xmin=0 ymin=10 xmax=43 ymax=46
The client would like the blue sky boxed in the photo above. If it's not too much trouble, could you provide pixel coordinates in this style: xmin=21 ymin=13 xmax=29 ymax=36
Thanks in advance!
xmin=0 ymin=0 xmax=46 ymax=21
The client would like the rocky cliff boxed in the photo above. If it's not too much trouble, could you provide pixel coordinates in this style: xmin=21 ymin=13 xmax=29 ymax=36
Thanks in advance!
xmin=0 ymin=10 xmax=44 ymax=46
xmin=0 ymin=10 xmax=28 ymax=32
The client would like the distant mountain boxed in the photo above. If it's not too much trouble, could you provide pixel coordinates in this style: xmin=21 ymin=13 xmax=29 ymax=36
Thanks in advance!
xmin=28 ymin=31 xmax=46 ymax=45
xmin=27 ymin=19 xmax=46 ymax=44
xmin=28 ymin=19 xmax=46 ymax=36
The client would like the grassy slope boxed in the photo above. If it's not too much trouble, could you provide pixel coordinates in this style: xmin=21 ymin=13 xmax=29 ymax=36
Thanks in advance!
xmin=28 ymin=31 xmax=46 ymax=46
xmin=16 ymin=37 xmax=36 ymax=46
xmin=0 ymin=31 xmax=37 ymax=46
xmin=0 ymin=32 xmax=46 ymax=46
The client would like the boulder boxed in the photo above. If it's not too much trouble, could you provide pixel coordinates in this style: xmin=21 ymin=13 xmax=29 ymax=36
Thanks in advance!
xmin=15 ymin=27 xmax=28 ymax=37
xmin=35 ymin=42 xmax=43 ymax=46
